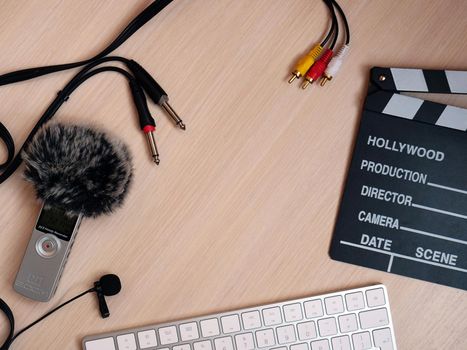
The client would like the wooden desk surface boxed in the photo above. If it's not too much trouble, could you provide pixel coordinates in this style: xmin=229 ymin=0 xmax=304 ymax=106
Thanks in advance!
xmin=0 ymin=0 xmax=466 ymax=348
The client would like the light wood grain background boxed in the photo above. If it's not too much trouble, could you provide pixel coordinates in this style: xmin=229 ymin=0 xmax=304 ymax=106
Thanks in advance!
xmin=0 ymin=0 xmax=466 ymax=349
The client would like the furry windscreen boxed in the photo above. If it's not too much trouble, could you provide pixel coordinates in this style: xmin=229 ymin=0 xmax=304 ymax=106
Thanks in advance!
xmin=22 ymin=123 xmax=133 ymax=218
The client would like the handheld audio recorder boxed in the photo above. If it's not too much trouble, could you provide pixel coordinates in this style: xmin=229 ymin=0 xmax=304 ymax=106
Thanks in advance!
xmin=14 ymin=205 xmax=83 ymax=302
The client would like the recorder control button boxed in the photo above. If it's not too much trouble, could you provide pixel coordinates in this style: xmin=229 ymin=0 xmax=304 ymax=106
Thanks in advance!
xmin=36 ymin=235 xmax=60 ymax=258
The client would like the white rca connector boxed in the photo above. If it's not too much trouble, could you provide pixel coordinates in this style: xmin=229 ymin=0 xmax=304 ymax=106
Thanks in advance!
xmin=320 ymin=44 xmax=350 ymax=86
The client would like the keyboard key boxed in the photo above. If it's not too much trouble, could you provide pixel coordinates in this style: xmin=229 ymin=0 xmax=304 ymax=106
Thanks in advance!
xmin=194 ymin=340 xmax=213 ymax=350
xmin=338 ymin=314 xmax=358 ymax=333
xmin=262 ymin=307 xmax=282 ymax=326
xmin=345 ymin=292 xmax=365 ymax=311
xmin=234 ymin=332 xmax=255 ymax=350
xmin=366 ymin=288 xmax=386 ymax=308
xmin=255 ymin=329 xmax=276 ymax=348
xmin=304 ymin=300 xmax=324 ymax=319
xmin=242 ymin=311 xmax=262 ymax=329
xmin=180 ymin=322 xmax=200 ymax=341
xmin=331 ymin=335 xmax=351 ymax=350
xmin=276 ymin=324 xmax=296 ymax=344
xmin=173 ymin=345 xmax=191 ymax=350
xmin=297 ymin=321 xmax=317 ymax=340
xmin=201 ymin=318 xmax=220 ymax=337
xmin=290 ymin=343 xmax=309 ymax=350
xmin=137 ymin=330 xmax=157 ymax=348
xmin=159 ymin=326 xmax=179 ymax=345
xmin=373 ymin=328 xmax=394 ymax=350
xmin=270 ymin=348 xmax=287 ymax=350
xmin=324 ymin=296 xmax=344 ymax=315
xmin=85 ymin=338 xmax=115 ymax=350
xmin=116 ymin=333 xmax=137 ymax=350
xmin=317 ymin=317 xmax=337 ymax=337
xmin=214 ymin=336 xmax=234 ymax=350
xmin=352 ymin=331 xmax=372 ymax=350
xmin=311 ymin=339 xmax=330 ymax=350
xmin=221 ymin=315 xmax=241 ymax=333
xmin=359 ymin=308 xmax=389 ymax=329
xmin=283 ymin=303 xmax=303 ymax=322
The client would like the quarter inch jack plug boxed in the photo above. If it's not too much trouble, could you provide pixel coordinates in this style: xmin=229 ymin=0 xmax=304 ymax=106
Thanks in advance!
xmin=127 ymin=60 xmax=186 ymax=130
xmin=159 ymin=97 xmax=185 ymax=130
xmin=143 ymin=125 xmax=160 ymax=165
xmin=130 ymin=79 xmax=160 ymax=165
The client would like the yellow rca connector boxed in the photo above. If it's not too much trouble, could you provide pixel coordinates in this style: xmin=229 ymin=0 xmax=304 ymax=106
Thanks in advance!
xmin=288 ymin=44 xmax=324 ymax=84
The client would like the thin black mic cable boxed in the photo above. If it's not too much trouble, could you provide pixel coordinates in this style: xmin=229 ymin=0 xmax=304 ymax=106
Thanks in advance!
xmin=0 ymin=288 xmax=94 ymax=350
xmin=11 ymin=288 xmax=95 ymax=343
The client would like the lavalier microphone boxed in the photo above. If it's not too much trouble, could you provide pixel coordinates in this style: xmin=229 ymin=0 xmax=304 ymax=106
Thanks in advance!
xmin=0 ymin=274 xmax=122 ymax=350
xmin=93 ymin=274 xmax=122 ymax=319
xmin=14 ymin=123 xmax=133 ymax=302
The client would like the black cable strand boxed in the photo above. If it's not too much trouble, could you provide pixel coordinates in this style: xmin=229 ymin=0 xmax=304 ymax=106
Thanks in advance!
xmin=331 ymin=0 xmax=350 ymax=44
xmin=0 ymin=299 xmax=15 ymax=350
xmin=0 ymin=0 xmax=172 ymax=86
xmin=0 ymin=123 xmax=14 ymax=170
xmin=10 ymin=289 xmax=94 ymax=344
xmin=326 ymin=0 xmax=339 ymax=49
xmin=320 ymin=0 xmax=336 ymax=47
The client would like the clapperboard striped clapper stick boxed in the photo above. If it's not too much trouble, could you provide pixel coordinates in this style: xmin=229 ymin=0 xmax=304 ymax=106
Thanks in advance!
xmin=330 ymin=67 xmax=467 ymax=290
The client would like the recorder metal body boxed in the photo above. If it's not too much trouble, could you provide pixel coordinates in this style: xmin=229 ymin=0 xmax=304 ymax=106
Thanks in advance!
xmin=14 ymin=205 xmax=83 ymax=302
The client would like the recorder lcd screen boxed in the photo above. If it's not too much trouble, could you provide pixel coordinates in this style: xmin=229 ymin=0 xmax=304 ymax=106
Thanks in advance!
xmin=36 ymin=206 xmax=79 ymax=241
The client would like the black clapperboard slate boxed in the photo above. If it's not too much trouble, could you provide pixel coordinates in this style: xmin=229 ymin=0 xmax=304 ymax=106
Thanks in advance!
xmin=330 ymin=67 xmax=467 ymax=290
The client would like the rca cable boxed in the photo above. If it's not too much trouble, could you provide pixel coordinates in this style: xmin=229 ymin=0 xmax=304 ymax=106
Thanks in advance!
xmin=288 ymin=0 xmax=350 ymax=90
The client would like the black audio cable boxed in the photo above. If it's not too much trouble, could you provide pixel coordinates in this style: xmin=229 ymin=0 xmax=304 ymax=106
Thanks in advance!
xmin=320 ymin=0 xmax=351 ymax=86
xmin=0 ymin=55 xmax=167 ymax=183
xmin=320 ymin=3 xmax=337 ymax=48
xmin=326 ymin=0 xmax=339 ymax=50
xmin=0 ymin=0 xmax=173 ymax=86
xmin=330 ymin=0 xmax=350 ymax=45
xmin=0 ymin=0 xmax=183 ymax=184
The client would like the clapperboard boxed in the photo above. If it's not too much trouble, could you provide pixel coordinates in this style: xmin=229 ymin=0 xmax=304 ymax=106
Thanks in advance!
xmin=330 ymin=67 xmax=467 ymax=290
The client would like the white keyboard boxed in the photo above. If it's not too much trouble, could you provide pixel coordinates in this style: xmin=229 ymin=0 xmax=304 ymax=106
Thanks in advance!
xmin=83 ymin=284 xmax=397 ymax=350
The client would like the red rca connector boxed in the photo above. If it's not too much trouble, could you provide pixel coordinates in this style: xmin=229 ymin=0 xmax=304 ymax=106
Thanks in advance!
xmin=301 ymin=49 xmax=334 ymax=90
